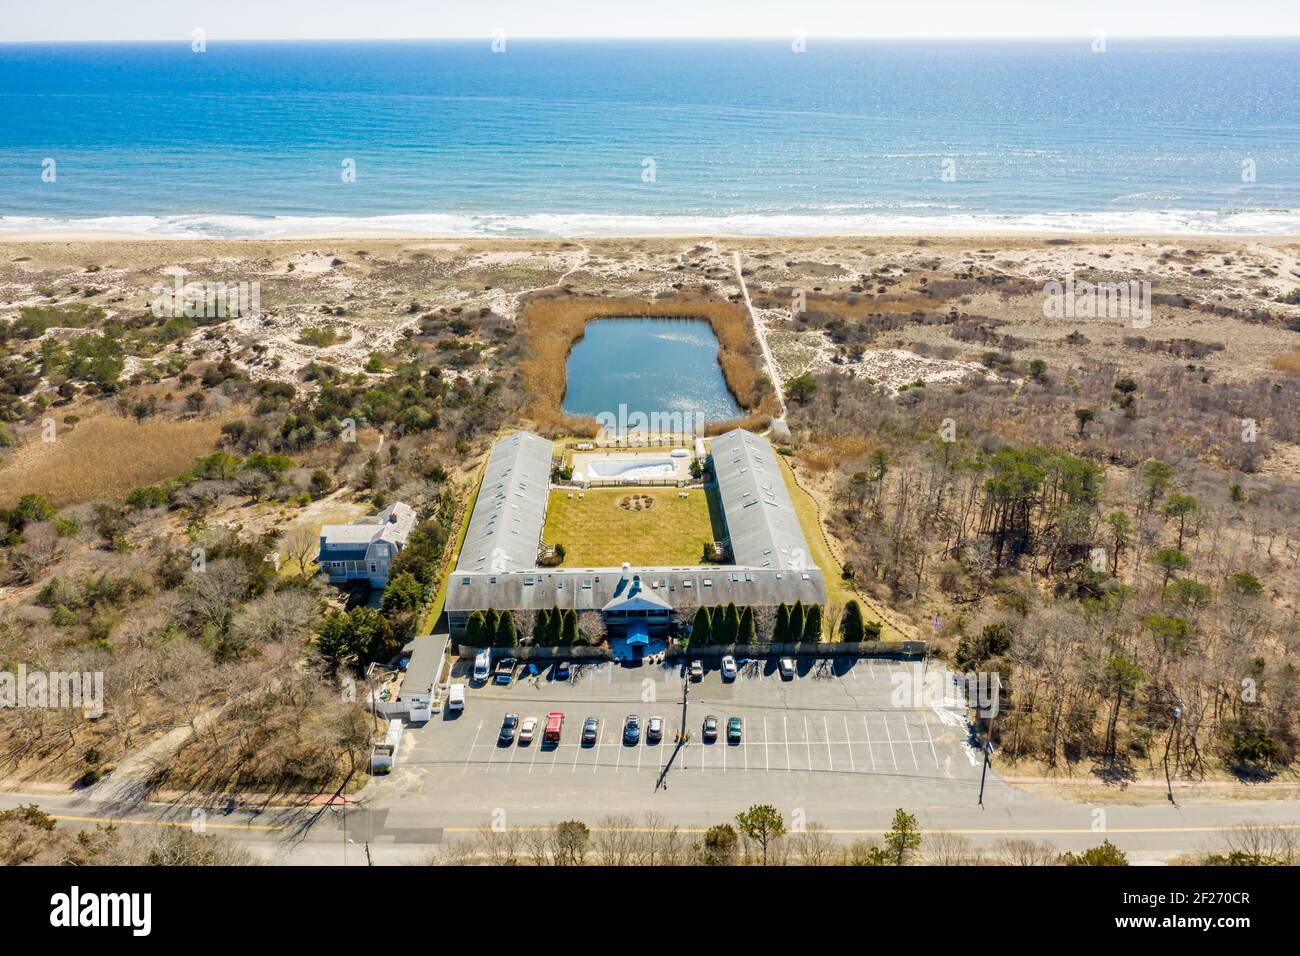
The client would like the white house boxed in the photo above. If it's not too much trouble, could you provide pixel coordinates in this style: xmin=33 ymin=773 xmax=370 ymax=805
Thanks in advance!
xmin=317 ymin=501 xmax=416 ymax=589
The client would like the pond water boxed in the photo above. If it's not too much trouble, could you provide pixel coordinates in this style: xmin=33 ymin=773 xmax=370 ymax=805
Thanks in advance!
xmin=562 ymin=317 xmax=741 ymax=432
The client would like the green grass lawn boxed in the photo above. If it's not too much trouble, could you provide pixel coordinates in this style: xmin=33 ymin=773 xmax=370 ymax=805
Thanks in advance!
xmin=543 ymin=487 xmax=724 ymax=568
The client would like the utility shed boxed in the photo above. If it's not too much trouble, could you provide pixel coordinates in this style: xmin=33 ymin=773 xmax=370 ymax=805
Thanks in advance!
xmin=398 ymin=634 xmax=448 ymax=721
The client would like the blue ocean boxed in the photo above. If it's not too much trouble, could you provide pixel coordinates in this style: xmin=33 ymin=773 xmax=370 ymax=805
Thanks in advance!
xmin=0 ymin=38 xmax=1297 ymax=237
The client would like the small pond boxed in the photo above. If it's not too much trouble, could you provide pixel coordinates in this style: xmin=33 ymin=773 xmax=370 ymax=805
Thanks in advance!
xmin=562 ymin=317 xmax=741 ymax=431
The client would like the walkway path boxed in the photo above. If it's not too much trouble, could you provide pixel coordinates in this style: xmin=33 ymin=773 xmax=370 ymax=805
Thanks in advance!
xmin=732 ymin=250 xmax=787 ymax=417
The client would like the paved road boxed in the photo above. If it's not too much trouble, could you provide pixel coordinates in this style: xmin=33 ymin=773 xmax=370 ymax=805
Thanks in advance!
xmin=4 ymin=786 xmax=1300 ymax=865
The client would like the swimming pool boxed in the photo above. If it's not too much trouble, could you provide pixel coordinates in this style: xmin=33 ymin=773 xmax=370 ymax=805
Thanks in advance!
xmin=584 ymin=458 xmax=678 ymax=480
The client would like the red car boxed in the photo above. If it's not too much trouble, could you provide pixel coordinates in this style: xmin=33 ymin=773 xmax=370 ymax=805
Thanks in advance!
xmin=543 ymin=711 xmax=565 ymax=744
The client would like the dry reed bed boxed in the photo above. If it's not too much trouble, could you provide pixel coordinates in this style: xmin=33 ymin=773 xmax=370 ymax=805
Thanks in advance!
xmin=519 ymin=292 xmax=778 ymax=436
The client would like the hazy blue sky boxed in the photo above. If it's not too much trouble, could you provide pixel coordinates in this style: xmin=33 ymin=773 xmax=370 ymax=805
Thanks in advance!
xmin=1 ymin=0 xmax=1297 ymax=42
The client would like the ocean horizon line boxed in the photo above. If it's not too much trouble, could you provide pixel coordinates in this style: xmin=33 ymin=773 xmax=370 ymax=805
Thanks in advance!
xmin=5 ymin=35 xmax=1300 ymax=46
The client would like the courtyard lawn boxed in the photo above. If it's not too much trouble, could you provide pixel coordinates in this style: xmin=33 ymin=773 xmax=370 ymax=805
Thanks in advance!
xmin=543 ymin=487 xmax=725 ymax=568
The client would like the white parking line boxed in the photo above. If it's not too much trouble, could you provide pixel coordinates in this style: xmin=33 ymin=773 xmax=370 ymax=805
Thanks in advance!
xmin=506 ymin=737 xmax=518 ymax=774
xmin=529 ymin=735 xmax=540 ymax=774
xmin=549 ymin=739 xmax=561 ymax=773
xmin=921 ymin=711 xmax=941 ymax=768
xmin=862 ymin=714 xmax=876 ymax=771
xmin=637 ymin=738 xmax=643 ymax=772
xmin=803 ymin=716 xmax=813 ymax=769
xmin=901 ymin=714 xmax=920 ymax=769
xmin=868 ymin=659 xmax=877 ymax=681
xmin=823 ymin=715 xmax=834 ymax=770
xmin=783 ymin=715 xmax=791 ymax=772
xmin=464 ymin=720 xmax=483 ymax=773
xmin=843 ymin=714 xmax=856 ymax=771
xmin=763 ymin=716 xmax=770 ymax=771
xmin=614 ymin=735 xmax=623 ymax=773
xmin=592 ymin=718 xmax=603 ymax=774
xmin=881 ymin=714 xmax=898 ymax=769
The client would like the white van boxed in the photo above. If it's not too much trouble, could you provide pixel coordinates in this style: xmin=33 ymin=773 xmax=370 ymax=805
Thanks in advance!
xmin=472 ymin=649 xmax=491 ymax=683
xmin=447 ymin=684 xmax=466 ymax=711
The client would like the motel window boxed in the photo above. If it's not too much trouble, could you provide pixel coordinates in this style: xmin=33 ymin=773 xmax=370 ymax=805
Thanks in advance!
xmin=582 ymin=579 xmax=592 ymax=589
xmin=702 ymin=579 xmax=712 ymax=587
xmin=461 ymin=578 xmax=470 ymax=585
xmin=524 ymin=577 xmax=535 ymax=586
xmin=683 ymin=580 xmax=692 ymax=588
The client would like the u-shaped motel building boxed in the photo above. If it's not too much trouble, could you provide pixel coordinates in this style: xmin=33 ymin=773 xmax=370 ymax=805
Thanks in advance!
xmin=445 ymin=428 xmax=827 ymax=641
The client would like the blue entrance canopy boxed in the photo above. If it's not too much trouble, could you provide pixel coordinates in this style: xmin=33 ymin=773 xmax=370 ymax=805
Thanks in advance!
xmin=626 ymin=620 xmax=650 ymax=646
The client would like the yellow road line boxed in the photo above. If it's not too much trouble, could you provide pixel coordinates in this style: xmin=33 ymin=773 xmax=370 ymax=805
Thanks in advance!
xmin=52 ymin=813 xmax=285 ymax=832
xmin=444 ymin=823 xmax=1300 ymax=836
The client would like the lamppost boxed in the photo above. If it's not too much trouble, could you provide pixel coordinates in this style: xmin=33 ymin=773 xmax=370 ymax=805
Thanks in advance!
xmin=1164 ymin=704 xmax=1181 ymax=805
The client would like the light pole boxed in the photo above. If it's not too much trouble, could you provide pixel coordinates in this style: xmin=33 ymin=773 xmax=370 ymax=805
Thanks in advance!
xmin=1164 ymin=704 xmax=1181 ymax=805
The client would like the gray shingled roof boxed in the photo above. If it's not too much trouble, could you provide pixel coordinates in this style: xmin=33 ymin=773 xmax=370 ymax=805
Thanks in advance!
xmin=455 ymin=431 xmax=554 ymax=574
xmin=444 ymin=566 xmax=826 ymax=614
xmin=709 ymin=428 xmax=813 ymax=571
xmin=398 ymin=633 xmax=448 ymax=701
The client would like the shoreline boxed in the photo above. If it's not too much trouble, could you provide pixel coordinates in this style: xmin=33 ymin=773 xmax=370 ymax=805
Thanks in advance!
xmin=1 ymin=229 xmax=1298 ymax=244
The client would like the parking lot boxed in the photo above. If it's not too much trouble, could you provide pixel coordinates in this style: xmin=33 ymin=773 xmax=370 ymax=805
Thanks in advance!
xmin=399 ymin=655 xmax=984 ymax=790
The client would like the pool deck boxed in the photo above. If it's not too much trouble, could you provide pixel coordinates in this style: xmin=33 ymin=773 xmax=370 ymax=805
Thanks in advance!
xmin=571 ymin=449 xmax=694 ymax=484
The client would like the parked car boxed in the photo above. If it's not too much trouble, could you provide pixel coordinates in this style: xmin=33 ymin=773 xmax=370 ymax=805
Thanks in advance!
xmin=447 ymin=684 xmax=465 ymax=711
xmin=689 ymin=660 xmax=704 ymax=681
xmin=543 ymin=711 xmax=565 ymax=744
xmin=727 ymin=716 xmax=743 ymax=744
xmin=555 ymin=660 xmax=572 ymax=680
xmin=494 ymin=658 xmax=518 ymax=685
xmin=647 ymin=716 xmax=663 ymax=742
xmin=623 ymin=714 xmax=641 ymax=744
xmin=519 ymin=716 xmax=537 ymax=744
xmin=581 ymin=716 xmax=599 ymax=746
xmin=720 ymin=655 xmax=737 ymax=680
xmin=778 ymin=658 xmax=795 ymax=680
xmin=702 ymin=714 xmax=718 ymax=741
xmin=499 ymin=713 xmax=518 ymax=744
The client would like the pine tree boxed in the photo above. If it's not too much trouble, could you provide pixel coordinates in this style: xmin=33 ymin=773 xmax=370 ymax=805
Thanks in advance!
xmin=840 ymin=600 xmax=865 ymax=643
xmin=789 ymin=601 xmax=805 ymax=643
xmin=535 ymin=607 xmax=552 ymax=644
xmin=802 ymin=604 xmax=822 ymax=642
xmin=464 ymin=610 xmax=487 ymax=647
xmin=717 ymin=603 xmax=740 ymax=645
xmin=738 ymin=606 xmax=756 ymax=644
xmin=549 ymin=605 xmax=564 ymax=644
xmin=689 ymin=606 xmax=712 ymax=645
xmin=773 ymin=603 xmax=791 ymax=643
xmin=561 ymin=608 xmax=579 ymax=645
xmin=495 ymin=610 xmax=517 ymax=647
xmin=486 ymin=608 xmax=501 ymax=640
